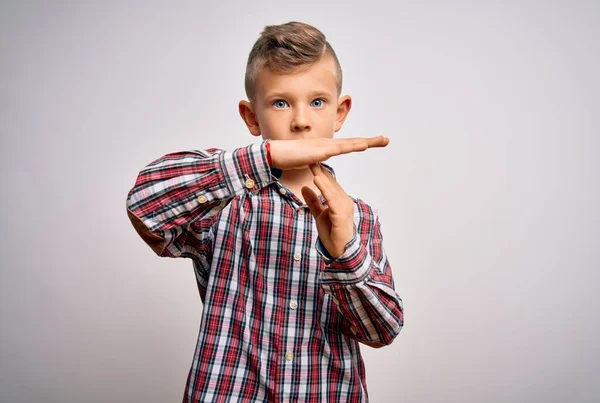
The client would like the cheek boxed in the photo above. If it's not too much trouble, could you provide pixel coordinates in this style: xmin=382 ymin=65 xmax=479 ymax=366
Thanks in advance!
xmin=262 ymin=113 xmax=285 ymax=129
xmin=325 ymin=109 xmax=338 ymax=127
xmin=257 ymin=111 xmax=287 ymax=136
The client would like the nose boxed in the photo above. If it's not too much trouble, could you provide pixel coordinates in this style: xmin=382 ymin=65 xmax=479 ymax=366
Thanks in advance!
xmin=291 ymin=108 xmax=311 ymax=132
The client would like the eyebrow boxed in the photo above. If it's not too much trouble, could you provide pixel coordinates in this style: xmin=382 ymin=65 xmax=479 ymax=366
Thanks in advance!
xmin=265 ymin=90 xmax=333 ymax=99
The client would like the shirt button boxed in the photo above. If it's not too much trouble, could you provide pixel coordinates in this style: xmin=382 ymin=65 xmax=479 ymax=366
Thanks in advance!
xmin=289 ymin=300 xmax=298 ymax=310
xmin=197 ymin=194 xmax=208 ymax=204
xmin=245 ymin=178 xmax=255 ymax=189
xmin=279 ymin=188 xmax=287 ymax=195
xmin=285 ymin=351 xmax=294 ymax=361
xmin=298 ymin=209 xmax=304 ymax=215
xmin=293 ymin=252 xmax=301 ymax=261
xmin=283 ymin=400 xmax=289 ymax=403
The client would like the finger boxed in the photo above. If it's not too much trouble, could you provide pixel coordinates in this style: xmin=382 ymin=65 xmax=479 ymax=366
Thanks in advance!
xmin=366 ymin=136 xmax=390 ymax=148
xmin=312 ymin=175 xmax=336 ymax=211
xmin=309 ymin=163 xmax=340 ymax=195
xmin=331 ymin=136 xmax=389 ymax=148
xmin=318 ymin=163 xmax=347 ymax=196
xmin=308 ymin=162 xmax=332 ymax=179
xmin=310 ymin=165 xmax=344 ymax=214
xmin=301 ymin=185 xmax=324 ymax=217
xmin=325 ymin=136 xmax=389 ymax=158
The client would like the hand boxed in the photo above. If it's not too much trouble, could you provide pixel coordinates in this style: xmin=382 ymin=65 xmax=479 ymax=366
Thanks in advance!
xmin=269 ymin=136 xmax=389 ymax=170
xmin=301 ymin=163 xmax=355 ymax=259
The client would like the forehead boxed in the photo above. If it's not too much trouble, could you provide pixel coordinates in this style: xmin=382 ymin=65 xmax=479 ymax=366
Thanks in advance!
xmin=255 ymin=55 xmax=338 ymax=99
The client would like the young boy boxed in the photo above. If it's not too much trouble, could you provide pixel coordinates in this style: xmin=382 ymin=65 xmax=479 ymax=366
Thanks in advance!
xmin=126 ymin=21 xmax=403 ymax=403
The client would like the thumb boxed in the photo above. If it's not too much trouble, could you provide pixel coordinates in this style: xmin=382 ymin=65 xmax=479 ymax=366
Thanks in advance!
xmin=301 ymin=186 xmax=324 ymax=217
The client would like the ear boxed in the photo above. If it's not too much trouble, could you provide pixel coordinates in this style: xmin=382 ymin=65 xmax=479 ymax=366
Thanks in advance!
xmin=334 ymin=95 xmax=352 ymax=132
xmin=238 ymin=100 xmax=262 ymax=137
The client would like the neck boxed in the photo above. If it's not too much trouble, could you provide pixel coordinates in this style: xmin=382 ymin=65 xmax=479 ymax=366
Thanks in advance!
xmin=280 ymin=167 xmax=321 ymax=199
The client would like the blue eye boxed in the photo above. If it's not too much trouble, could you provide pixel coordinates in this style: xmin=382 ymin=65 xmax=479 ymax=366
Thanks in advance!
xmin=273 ymin=100 xmax=288 ymax=108
xmin=311 ymin=99 xmax=325 ymax=107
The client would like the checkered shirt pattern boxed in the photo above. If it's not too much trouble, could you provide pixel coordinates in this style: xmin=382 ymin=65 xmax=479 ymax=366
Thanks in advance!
xmin=126 ymin=140 xmax=404 ymax=402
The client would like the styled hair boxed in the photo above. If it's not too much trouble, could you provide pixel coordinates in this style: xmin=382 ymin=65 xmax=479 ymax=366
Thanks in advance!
xmin=244 ymin=21 xmax=343 ymax=103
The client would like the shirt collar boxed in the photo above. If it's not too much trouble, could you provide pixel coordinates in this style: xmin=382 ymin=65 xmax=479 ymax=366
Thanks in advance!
xmin=270 ymin=163 xmax=337 ymax=205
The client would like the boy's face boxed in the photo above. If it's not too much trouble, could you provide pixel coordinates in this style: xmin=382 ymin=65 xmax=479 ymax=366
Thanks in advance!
xmin=239 ymin=53 xmax=352 ymax=141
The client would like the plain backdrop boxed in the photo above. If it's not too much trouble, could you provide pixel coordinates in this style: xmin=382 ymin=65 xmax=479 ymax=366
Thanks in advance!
xmin=1 ymin=1 xmax=599 ymax=402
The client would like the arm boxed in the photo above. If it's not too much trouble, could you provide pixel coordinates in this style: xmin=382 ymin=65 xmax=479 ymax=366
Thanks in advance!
xmin=125 ymin=141 xmax=277 ymax=258
xmin=126 ymin=135 xmax=388 ymax=258
xmin=315 ymin=207 xmax=404 ymax=347
xmin=301 ymin=162 xmax=403 ymax=347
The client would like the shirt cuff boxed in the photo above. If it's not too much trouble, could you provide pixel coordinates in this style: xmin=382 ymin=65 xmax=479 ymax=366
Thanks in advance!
xmin=316 ymin=225 xmax=372 ymax=285
xmin=265 ymin=140 xmax=273 ymax=166
xmin=222 ymin=141 xmax=279 ymax=196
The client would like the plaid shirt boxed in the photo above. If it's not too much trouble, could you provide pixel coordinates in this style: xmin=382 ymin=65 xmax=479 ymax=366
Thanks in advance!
xmin=126 ymin=140 xmax=404 ymax=402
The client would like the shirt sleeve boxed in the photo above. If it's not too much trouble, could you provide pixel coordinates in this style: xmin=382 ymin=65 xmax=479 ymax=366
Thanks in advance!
xmin=315 ymin=207 xmax=404 ymax=347
xmin=125 ymin=140 xmax=278 ymax=259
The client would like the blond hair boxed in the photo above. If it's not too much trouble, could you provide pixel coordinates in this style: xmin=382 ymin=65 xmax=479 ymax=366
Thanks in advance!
xmin=244 ymin=21 xmax=343 ymax=103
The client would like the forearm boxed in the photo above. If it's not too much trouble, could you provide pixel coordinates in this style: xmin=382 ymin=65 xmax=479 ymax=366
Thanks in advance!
xmin=316 ymin=217 xmax=404 ymax=346
xmin=126 ymin=141 xmax=276 ymax=256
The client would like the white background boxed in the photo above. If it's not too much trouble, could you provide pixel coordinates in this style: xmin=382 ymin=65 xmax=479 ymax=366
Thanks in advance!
xmin=1 ymin=1 xmax=598 ymax=402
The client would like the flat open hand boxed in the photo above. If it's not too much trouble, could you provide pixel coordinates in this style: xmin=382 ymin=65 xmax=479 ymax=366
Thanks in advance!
xmin=269 ymin=136 xmax=389 ymax=170
xmin=301 ymin=163 xmax=355 ymax=259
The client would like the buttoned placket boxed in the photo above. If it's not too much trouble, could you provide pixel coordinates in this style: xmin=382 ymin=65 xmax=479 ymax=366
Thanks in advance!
xmin=278 ymin=183 xmax=307 ymax=403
